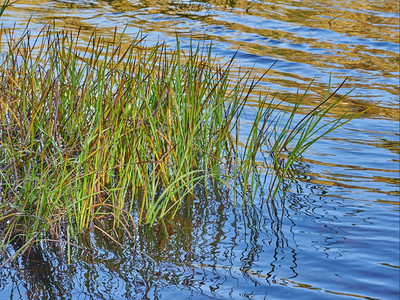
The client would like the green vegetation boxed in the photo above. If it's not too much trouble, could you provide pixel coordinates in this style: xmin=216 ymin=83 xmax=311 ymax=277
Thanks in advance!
xmin=0 ymin=26 xmax=358 ymax=263
xmin=0 ymin=0 xmax=12 ymax=17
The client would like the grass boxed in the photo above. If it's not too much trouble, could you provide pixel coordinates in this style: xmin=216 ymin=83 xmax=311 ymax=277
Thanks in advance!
xmin=0 ymin=25 xmax=362 ymax=263
xmin=0 ymin=0 xmax=12 ymax=17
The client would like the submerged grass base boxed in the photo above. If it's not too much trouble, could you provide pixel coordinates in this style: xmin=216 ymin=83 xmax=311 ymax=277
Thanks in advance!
xmin=0 ymin=27 xmax=358 ymax=263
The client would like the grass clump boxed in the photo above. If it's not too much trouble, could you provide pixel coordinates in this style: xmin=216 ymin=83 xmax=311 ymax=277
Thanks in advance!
xmin=0 ymin=26 xmax=357 ymax=262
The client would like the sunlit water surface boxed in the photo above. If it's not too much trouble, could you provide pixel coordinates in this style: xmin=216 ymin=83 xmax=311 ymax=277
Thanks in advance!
xmin=0 ymin=0 xmax=399 ymax=299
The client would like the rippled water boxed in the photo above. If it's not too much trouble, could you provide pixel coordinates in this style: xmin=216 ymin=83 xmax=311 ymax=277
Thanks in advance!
xmin=0 ymin=0 xmax=399 ymax=299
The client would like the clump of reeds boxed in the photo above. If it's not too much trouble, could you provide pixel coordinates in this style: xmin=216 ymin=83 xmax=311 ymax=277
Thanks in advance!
xmin=0 ymin=26 xmax=358 ymax=262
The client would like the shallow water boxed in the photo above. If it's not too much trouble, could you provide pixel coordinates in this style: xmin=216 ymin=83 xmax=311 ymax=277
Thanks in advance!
xmin=0 ymin=0 xmax=399 ymax=299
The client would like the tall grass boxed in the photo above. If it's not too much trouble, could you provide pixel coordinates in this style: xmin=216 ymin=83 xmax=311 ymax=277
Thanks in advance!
xmin=0 ymin=0 xmax=12 ymax=17
xmin=0 ymin=26 xmax=360 ymax=262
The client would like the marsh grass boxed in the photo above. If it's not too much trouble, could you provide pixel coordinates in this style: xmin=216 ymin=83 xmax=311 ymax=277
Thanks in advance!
xmin=0 ymin=0 xmax=12 ymax=17
xmin=0 ymin=26 xmax=361 ymax=263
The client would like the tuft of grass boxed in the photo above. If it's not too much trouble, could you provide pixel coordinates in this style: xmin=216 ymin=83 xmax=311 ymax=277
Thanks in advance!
xmin=0 ymin=26 xmax=361 ymax=263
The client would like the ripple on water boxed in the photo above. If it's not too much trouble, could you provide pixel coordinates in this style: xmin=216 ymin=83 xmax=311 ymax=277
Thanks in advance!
xmin=0 ymin=0 xmax=399 ymax=299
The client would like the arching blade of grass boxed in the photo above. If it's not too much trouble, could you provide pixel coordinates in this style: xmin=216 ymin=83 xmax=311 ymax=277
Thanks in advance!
xmin=265 ymin=77 xmax=369 ymax=201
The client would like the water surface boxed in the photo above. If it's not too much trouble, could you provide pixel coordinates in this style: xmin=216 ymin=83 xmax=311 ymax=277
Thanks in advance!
xmin=0 ymin=0 xmax=399 ymax=299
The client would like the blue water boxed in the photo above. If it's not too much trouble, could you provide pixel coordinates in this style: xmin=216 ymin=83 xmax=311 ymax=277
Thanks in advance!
xmin=0 ymin=0 xmax=399 ymax=299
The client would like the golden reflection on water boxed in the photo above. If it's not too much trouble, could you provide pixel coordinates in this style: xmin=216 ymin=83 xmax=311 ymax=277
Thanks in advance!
xmin=6 ymin=0 xmax=398 ymax=106
xmin=281 ymin=278 xmax=376 ymax=300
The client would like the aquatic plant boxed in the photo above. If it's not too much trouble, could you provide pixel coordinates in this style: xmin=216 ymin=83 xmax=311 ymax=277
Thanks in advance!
xmin=0 ymin=26 xmax=360 ymax=263
xmin=0 ymin=0 xmax=12 ymax=17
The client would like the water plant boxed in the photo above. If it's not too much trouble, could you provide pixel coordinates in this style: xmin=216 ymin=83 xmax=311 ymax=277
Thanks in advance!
xmin=0 ymin=26 xmax=360 ymax=263
xmin=0 ymin=0 xmax=12 ymax=17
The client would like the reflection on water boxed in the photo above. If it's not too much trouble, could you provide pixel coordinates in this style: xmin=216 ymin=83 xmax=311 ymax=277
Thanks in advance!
xmin=1 ymin=182 xmax=398 ymax=299
xmin=5 ymin=0 xmax=399 ymax=106
xmin=0 ymin=0 xmax=399 ymax=299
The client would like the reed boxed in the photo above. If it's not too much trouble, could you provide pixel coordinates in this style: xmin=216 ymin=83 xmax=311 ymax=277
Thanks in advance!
xmin=0 ymin=26 xmax=358 ymax=262
xmin=0 ymin=0 xmax=12 ymax=17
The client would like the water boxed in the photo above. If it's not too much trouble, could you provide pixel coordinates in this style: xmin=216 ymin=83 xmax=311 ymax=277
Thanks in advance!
xmin=0 ymin=0 xmax=399 ymax=299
